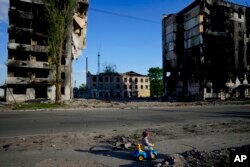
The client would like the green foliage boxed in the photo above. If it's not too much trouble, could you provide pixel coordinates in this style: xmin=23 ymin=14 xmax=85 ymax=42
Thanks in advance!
xmin=148 ymin=67 xmax=163 ymax=97
xmin=43 ymin=0 xmax=76 ymax=102
xmin=102 ymin=63 xmax=117 ymax=74
xmin=44 ymin=0 xmax=76 ymax=64
xmin=78 ymin=84 xmax=87 ymax=91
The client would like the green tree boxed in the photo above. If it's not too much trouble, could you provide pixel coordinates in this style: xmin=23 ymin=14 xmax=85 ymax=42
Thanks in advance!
xmin=78 ymin=84 xmax=87 ymax=91
xmin=102 ymin=63 xmax=117 ymax=74
xmin=148 ymin=67 xmax=163 ymax=97
xmin=44 ymin=0 xmax=76 ymax=103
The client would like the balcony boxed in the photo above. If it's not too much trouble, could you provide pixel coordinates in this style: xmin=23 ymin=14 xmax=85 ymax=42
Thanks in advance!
xmin=19 ymin=0 xmax=43 ymax=4
xmin=8 ymin=43 xmax=48 ymax=52
xmin=7 ymin=60 xmax=50 ymax=69
xmin=9 ymin=8 xmax=33 ymax=19
xmin=6 ymin=77 xmax=49 ymax=85
xmin=8 ymin=25 xmax=47 ymax=37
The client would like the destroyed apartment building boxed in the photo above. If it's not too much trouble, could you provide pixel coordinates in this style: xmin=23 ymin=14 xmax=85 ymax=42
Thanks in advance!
xmin=162 ymin=0 xmax=250 ymax=100
xmin=3 ymin=0 xmax=88 ymax=102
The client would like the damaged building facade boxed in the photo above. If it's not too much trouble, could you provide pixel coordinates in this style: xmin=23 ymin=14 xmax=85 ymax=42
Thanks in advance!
xmin=87 ymin=71 xmax=150 ymax=98
xmin=162 ymin=0 xmax=250 ymax=100
xmin=4 ymin=0 xmax=88 ymax=102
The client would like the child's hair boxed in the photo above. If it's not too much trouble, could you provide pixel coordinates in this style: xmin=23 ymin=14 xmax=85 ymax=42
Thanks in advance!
xmin=142 ymin=131 xmax=149 ymax=137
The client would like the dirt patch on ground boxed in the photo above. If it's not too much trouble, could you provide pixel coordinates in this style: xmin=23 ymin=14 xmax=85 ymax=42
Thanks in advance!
xmin=0 ymin=132 xmax=113 ymax=152
xmin=1 ymin=119 xmax=249 ymax=153
xmin=1 ymin=99 xmax=249 ymax=112
xmin=1 ymin=117 xmax=250 ymax=166
xmin=35 ymin=159 xmax=108 ymax=167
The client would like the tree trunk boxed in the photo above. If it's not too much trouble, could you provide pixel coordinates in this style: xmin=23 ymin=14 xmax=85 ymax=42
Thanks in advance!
xmin=56 ymin=55 xmax=62 ymax=103
xmin=55 ymin=35 xmax=64 ymax=103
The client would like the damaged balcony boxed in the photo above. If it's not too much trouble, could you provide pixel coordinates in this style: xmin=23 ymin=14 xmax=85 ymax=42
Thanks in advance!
xmin=7 ymin=60 xmax=50 ymax=69
xmin=6 ymin=77 xmax=49 ymax=85
xmin=8 ymin=43 xmax=48 ymax=52
xmin=8 ymin=25 xmax=46 ymax=37
xmin=9 ymin=7 xmax=33 ymax=19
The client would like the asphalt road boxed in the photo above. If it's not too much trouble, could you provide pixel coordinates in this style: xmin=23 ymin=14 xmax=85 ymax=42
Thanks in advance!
xmin=0 ymin=105 xmax=249 ymax=138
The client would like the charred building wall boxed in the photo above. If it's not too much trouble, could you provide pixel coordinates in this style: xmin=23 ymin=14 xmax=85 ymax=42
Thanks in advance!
xmin=162 ymin=0 xmax=250 ymax=100
xmin=6 ymin=0 xmax=88 ymax=102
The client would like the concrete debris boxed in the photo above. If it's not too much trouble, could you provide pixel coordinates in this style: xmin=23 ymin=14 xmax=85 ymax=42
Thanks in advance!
xmin=121 ymin=142 xmax=132 ymax=149
xmin=156 ymin=145 xmax=250 ymax=167
xmin=73 ymin=14 xmax=86 ymax=28
xmin=155 ymin=154 xmax=188 ymax=167
xmin=104 ymin=135 xmax=138 ymax=150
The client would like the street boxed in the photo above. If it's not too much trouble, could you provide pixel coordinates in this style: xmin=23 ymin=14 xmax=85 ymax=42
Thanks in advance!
xmin=0 ymin=105 xmax=249 ymax=137
xmin=0 ymin=105 xmax=250 ymax=166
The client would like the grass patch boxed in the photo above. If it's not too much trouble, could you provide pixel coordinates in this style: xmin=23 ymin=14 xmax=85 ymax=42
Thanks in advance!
xmin=12 ymin=103 xmax=66 ymax=110
xmin=242 ymin=100 xmax=250 ymax=104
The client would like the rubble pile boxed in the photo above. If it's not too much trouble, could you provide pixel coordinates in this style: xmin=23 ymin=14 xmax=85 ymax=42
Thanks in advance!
xmin=155 ymin=145 xmax=250 ymax=167
xmin=103 ymin=134 xmax=141 ymax=150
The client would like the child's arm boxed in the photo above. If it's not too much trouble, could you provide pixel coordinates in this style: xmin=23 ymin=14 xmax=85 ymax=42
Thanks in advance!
xmin=145 ymin=138 xmax=154 ymax=147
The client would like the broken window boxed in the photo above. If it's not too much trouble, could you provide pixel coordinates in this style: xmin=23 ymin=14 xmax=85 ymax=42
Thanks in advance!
xmin=35 ymin=37 xmax=47 ymax=46
xmin=14 ymin=69 xmax=27 ymax=77
xmin=16 ymin=18 xmax=31 ymax=29
xmin=99 ymin=84 xmax=103 ymax=89
xmin=145 ymin=79 xmax=149 ymax=82
xmin=124 ymin=85 xmax=127 ymax=89
xmin=141 ymin=78 xmax=143 ymax=82
xmin=93 ymin=76 xmax=96 ymax=82
xmin=61 ymin=72 xmax=65 ymax=80
xmin=238 ymin=31 xmax=242 ymax=37
xmin=36 ymin=53 xmax=48 ymax=62
xmin=141 ymin=85 xmax=143 ymax=89
xmin=61 ymin=87 xmax=65 ymax=95
xmin=13 ymin=51 xmax=30 ymax=61
xmin=129 ymin=78 xmax=132 ymax=82
xmin=17 ymin=1 xmax=31 ymax=12
xmin=135 ymin=85 xmax=138 ymax=89
xmin=13 ymin=87 xmax=26 ymax=94
xmin=124 ymin=91 xmax=128 ymax=97
xmin=129 ymin=85 xmax=132 ymax=89
xmin=15 ymin=34 xmax=31 ymax=44
xmin=124 ymin=78 xmax=127 ymax=82
xmin=135 ymin=78 xmax=138 ymax=83
xmin=61 ymin=58 xmax=66 ymax=65
xmin=36 ymin=70 xmax=49 ymax=78
xmin=116 ymin=84 xmax=120 ymax=89
xmin=146 ymin=85 xmax=149 ymax=89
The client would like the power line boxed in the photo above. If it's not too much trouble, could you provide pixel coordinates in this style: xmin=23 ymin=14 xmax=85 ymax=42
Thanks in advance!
xmin=89 ymin=7 xmax=160 ymax=24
